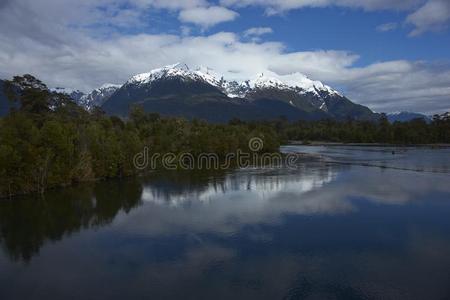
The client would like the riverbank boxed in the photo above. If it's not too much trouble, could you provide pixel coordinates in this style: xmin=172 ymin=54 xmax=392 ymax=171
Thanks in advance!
xmin=287 ymin=141 xmax=450 ymax=148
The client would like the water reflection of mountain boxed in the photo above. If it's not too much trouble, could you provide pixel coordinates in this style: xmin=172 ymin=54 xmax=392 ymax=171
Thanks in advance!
xmin=142 ymin=167 xmax=337 ymax=207
xmin=0 ymin=166 xmax=340 ymax=262
xmin=0 ymin=180 xmax=143 ymax=262
xmin=2 ymin=149 xmax=450 ymax=299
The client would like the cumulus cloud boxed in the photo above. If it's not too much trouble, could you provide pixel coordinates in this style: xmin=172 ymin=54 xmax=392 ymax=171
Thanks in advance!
xmin=376 ymin=22 xmax=398 ymax=32
xmin=0 ymin=0 xmax=449 ymax=114
xmin=178 ymin=6 xmax=239 ymax=28
xmin=406 ymin=0 xmax=450 ymax=36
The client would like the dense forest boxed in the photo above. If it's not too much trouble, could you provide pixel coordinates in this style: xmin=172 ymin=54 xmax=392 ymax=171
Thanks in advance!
xmin=0 ymin=76 xmax=279 ymax=197
xmin=0 ymin=75 xmax=449 ymax=197
xmin=268 ymin=114 xmax=450 ymax=145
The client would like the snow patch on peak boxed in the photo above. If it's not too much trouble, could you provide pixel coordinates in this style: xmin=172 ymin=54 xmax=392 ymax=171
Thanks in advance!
xmin=50 ymin=87 xmax=85 ymax=102
xmin=78 ymin=83 xmax=121 ymax=110
xmin=125 ymin=63 xmax=343 ymax=111
xmin=127 ymin=63 xmax=225 ymax=90
xmin=387 ymin=111 xmax=409 ymax=116
xmin=248 ymin=72 xmax=288 ymax=89
xmin=223 ymin=70 xmax=342 ymax=109
xmin=51 ymin=87 xmax=81 ymax=94
xmin=128 ymin=63 xmax=201 ymax=85
xmin=193 ymin=66 xmax=224 ymax=87
xmin=280 ymin=72 xmax=341 ymax=96
xmin=99 ymin=83 xmax=122 ymax=90
xmin=231 ymin=71 xmax=341 ymax=98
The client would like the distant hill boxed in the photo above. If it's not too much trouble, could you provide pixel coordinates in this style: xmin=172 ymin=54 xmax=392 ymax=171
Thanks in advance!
xmin=387 ymin=112 xmax=431 ymax=123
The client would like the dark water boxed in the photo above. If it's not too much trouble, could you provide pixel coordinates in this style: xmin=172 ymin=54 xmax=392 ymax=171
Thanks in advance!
xmin=1 ymin=146 xmax=450 ymax=299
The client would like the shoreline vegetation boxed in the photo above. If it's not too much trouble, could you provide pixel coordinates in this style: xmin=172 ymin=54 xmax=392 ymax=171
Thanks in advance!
xmin=0 ymin=76 xmax=280 ymax=198
xmin=1 ymin=75 xmax=449 ymax=198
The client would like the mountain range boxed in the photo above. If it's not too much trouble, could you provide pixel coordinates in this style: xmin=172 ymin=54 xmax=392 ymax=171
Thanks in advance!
xmin=1 ymin=64 xmax=444 ymax=122
xmin=101 ymin=63 xmax=375 ymax=122
xmin=51 ymin=84 xmax=121 ymax=110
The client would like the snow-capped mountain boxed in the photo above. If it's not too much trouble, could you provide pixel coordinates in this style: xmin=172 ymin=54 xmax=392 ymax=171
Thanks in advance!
xmin=225 ymin=71 xmax=340 ymax=103
xmin=0 ymin=65 xmax=374 ymax=122
xmin=103 ymin=63 xmax=375 ymax=122
xmin=436 ymin=112 xmax=450 ymax=120
xmin=78 ymin=83 xmax=121 ymax=110
xmin=51 ymin=84 xmax=121 ymax=110
xmin=51 ymin=87 xmax=85 ymax=103
xmin=124 ymin=63 xmax=342 ymax=113
xmin=128 ymin=63 xmax=223 ymax=88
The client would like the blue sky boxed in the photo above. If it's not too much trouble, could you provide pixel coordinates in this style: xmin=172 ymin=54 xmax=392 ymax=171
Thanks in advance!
xmin=109 ymin=4 xmax=450 ymax=64
xmin=0 ymin=0 xmax=449 ymax=113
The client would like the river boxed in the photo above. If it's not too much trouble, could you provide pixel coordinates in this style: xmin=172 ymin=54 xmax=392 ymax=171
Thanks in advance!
xmin=1 ymin=146 xmax=450 ymax=299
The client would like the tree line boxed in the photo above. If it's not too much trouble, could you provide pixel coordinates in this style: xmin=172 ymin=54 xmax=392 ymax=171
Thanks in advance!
xmin=1 ymin=75 xmax=449 ymax=197
xmin=268 ymin=115 xmax=450 ymax=144
xmin=0 ymin=76 xmax=279 ymax=197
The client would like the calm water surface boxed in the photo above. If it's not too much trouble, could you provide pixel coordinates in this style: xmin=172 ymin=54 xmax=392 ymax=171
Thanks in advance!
xmin=1 ymin=146 xmax=450 ymax=299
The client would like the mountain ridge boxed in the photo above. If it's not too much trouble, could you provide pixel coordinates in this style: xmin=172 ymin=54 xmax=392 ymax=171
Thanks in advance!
xmin=102 ymin=63 xmax=376 ymax=122
xmin=6 ymin=66 xmax=441 ymax=122
xmin=124 ymin=63 xmax=342 ymax=111
xmin=52 ymin=84 xmax=122 ymax=110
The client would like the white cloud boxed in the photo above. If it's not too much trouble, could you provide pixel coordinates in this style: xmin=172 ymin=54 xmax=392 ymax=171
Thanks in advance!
xmin=406 ymin=0 xmax=450 ymax=36
xmin=376 ymin=22 xmax=398 ymax=32
xmin=0 ymin=0 xmax=449 ymax=114
xmin=221 ymin=0 xmax=423 ymax=14
xmin=222 ymin=0 xmax=450 ymax=36
xmin=132 ymin=0 xmax=208 ymax=10
xmin=244 ymin=27 xmax=274 ymax=37
xmin=178 ymin=6 xmax=239 ymax=28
